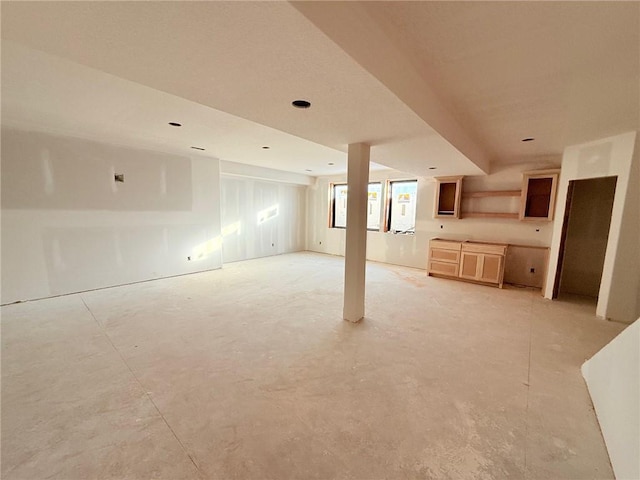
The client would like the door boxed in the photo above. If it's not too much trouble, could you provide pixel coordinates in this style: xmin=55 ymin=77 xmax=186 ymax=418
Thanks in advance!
xmin=554 ymin=176 xmax=617 ymax=300
xmin=459 ymin=252 xmax=480 ymax=280
xmin=479 ymin=254 xmax=503 ymax=284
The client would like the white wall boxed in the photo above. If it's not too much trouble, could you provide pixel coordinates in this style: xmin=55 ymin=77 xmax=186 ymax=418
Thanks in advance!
xmin=607 ymin=135 xmax=640 ymax=323
xmin=306 ymin=162 xmax=559 ymax=271
xmin=220 ymin=175 xmax=306 ymax=263
xmin=582 ymin=319 xmax=640 ymax=480
xmin=544 ymin=131 xmax=639 ymax=323
xmin=1 ymin=127 xmax=222 ymax=303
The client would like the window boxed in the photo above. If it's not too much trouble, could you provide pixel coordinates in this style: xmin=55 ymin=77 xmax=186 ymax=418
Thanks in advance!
xmin=387 ymin=180 xmax=418 ymax=234
xmin=331 ymin=184 xmax=348 ymax=228
xmin=367 ymin=183 xmax=382 ymax=231
xmin=330 ymin=182 xmax=383 ymax=230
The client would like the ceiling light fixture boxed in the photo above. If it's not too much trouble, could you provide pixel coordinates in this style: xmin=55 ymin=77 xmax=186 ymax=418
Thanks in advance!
xmin=168 ymin=122 xmax=182 ymax=127
xmin=191 ymin=146 xmax=205 ymax=151
xmin=521 ymin=137 xmax=535 ymax=142
xmin=328 ymin=162 xmax=334 ymax=166
xmin=292 ymin=100 xmax=311 ymax=109
xmin=305 ymin=169 xmax=312 ymax=172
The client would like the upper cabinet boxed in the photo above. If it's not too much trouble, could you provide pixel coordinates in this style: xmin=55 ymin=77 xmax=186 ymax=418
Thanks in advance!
xmin=434 ymin=176 xmax=463 ymax=219
xmin=519 ymin=169 xmax=560 ymax=221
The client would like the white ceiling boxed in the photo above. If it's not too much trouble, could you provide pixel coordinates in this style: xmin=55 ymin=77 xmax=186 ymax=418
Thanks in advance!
xmin=1 ymin=41 xmax=353 ymax=177
xmin=2 ymin=1 xmax=638 ymax=178
xmin=294 ymin=1 xmax=640 ymax=164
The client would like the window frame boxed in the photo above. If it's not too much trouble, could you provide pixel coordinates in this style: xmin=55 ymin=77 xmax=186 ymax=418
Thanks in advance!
xmin=329 ymin=183 xmax=348 ymax=229
xmin=329 ymin=182 xmax=385 ymax=231
xmin=366 ymin=182 xmax=383 ymax=232
xmin=385 ymin=179 xmax=418 ymax=235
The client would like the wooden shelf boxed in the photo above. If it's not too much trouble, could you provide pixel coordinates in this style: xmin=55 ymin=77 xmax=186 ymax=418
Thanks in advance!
xmin=463 ymin=190 xmax=521 ymax=198
xmin=462 ymin=212 xmax=519 ymax=219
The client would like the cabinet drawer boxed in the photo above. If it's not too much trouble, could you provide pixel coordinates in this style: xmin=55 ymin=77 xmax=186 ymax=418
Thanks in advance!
xmin=429 ymin=260 xmax=459 ymax=277
xmin=429 ymin=248 xmax=460 ymax=264
xmin=462 ymin=242 xmax=507 ymax=256
xmin=429 ymin=239 xmax=462 ymax=251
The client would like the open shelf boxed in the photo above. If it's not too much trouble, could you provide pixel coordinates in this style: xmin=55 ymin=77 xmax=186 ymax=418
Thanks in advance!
xmin=461 ymin=189 xmax=521 ymax=220
xmin=461 ymin=212 xmax=519 ymax=219
xmin=463 ymin=190 xmax=521 ymax=198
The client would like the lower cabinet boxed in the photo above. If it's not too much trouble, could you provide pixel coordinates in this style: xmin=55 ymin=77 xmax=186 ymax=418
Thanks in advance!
xmin=459 ymin=252 xmax=504 ymax=286
xmin=428 ymin=238 xmax=507 ymax=288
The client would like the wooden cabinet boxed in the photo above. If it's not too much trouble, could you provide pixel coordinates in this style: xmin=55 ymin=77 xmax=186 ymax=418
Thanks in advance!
xmin=434 ymin=176 xmax=463 ymax=219
xmin=520 ymin=169 xmax=560 ymax=221
xmin=428 ymin=239 xmax=507 ymax=288
xmin=459 ymin=242 xmax=507 ymax=287
xmin=428 ymin=239 xmax=462 ymax=277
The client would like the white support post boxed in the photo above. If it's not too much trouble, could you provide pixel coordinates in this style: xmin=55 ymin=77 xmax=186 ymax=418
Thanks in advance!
xmin=343 ymin=143 xmax=370 ymax=323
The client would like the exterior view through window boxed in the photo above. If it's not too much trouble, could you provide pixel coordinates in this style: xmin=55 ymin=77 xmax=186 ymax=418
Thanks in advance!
xmin=332 ymin=184 xmax=348 ymax=228
xmin=331 ymin=183 xmax=383 ymax=230
xmin=388 ymin=180 xmax=418 ymax=234
xmin=367 ymin=183 xmax=382 ymax=230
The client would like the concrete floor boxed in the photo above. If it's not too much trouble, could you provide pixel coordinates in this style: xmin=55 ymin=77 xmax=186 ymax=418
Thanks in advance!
xmin=1 ymin=252 xmax=627 ymax=479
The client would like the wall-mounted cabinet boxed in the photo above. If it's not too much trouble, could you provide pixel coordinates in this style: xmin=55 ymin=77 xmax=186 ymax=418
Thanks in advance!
xmin=434 ymin=176 xmax=463 ymax=219
xmin=519 ymin=169 xmax=560 ymax=221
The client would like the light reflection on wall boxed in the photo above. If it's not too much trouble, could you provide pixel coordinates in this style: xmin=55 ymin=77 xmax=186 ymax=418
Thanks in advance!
xmin=257 ymin=204 xmax=279 ymax=225
xmin=190 ymin=221 xmax=241 ymax=261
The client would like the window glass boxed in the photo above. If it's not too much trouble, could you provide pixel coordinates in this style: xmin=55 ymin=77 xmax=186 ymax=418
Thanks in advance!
xmin=367 ymin=183 xmax=382 ymax=230
xmin=389 ymin=180 xmax=418 ymax=234
xmin=333 ymin=184 xmax=348 ymax=228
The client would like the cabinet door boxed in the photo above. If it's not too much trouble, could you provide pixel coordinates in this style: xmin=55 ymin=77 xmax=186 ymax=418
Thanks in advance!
xmin=459 ymin=252 xmax=481 ymax=280
xmin=479 ymin=254 xmax=503 ymax=284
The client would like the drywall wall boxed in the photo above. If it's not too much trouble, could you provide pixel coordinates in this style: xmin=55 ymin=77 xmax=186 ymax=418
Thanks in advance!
xmin=545 ymin=131 xmax=638 ymax=322
xmin=1 ymin=127 xmax=222 ymax=303
xmin=606 ymin=134 xmax=640 ymax=323
xmin=559 ymin=177 xmax=617 ymax=297
xmin=220 ymin=160 xmax=314 ymax=187
xmin=582 ymin=319 xmax=640 ymax=480
xmin=220 ymin=175 xmax=306 ymax=263
xmin=306 ymin=162 xmax=559 ymax=273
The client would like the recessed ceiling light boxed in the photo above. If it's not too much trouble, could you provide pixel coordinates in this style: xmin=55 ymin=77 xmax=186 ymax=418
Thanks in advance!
xmin=191 ymin=146 xmax=205 ymax=151
xmin=521 ymin=137 xmax=535 ymax=142
xmin=428 ymin=166 xmax=437 ymax=170
xmin=328 ymin=162 xmax=334 ymax=166
xmin=292 ymin=99 xmax=311 ymax=109
xmin=262 ymin=146 xmax=270 ymax=149
xmin=168 ymin=122 xmax=182 ymax=127
xmin=305 ymin=169 xmax=312 ymax=172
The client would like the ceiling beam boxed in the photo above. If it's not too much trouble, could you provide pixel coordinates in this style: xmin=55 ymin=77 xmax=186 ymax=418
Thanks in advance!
xmin=292 ymin=1 xmax=492 ymax=174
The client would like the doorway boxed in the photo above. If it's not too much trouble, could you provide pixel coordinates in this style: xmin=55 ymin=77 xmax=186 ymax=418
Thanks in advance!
xmin=553 ymin=176 xmax=617 ymax=302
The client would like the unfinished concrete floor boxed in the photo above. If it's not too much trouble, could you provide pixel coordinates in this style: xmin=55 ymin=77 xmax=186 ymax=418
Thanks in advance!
xmin=1 ymin=252 xmax=627 ymax=479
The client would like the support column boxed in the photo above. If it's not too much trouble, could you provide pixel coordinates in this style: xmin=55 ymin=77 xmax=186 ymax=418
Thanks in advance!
xmin=343 ymin=143 xmax=370 ymax=322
